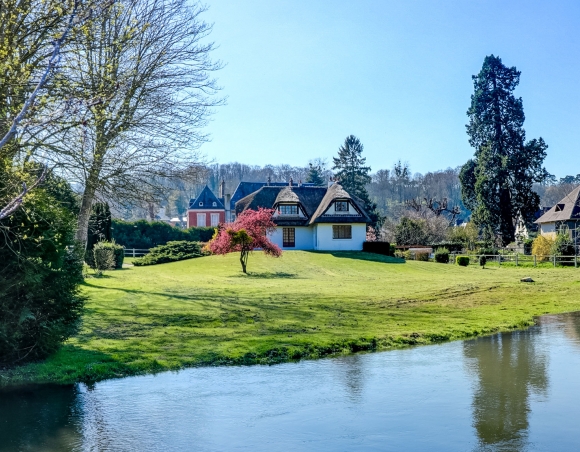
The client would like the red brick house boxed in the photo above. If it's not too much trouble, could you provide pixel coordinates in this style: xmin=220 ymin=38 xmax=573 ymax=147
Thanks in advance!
xmin=187 ymin=185 xmax=226 ymax=228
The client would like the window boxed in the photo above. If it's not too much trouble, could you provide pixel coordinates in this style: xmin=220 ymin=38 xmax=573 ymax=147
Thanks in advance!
xmin=197 ymin=213 xmax=206 ymax=227
xmin=210 ymin=213 xmax=220 ymax=227
xmin=199 ymin=201 xmax=203 ymax=206
xmin=279 ymin=205 xmax=298 ymax=215
xmin=283 ymin=228 xmax=295 ymax=247
xmin=212 ymin=202 xmax=217 ymax=207
xmin=555 ymin=203 xmax=565 ymax=212
xmin=332 ymin=225 xmax=352 ymax=239
xmin=335 ymin=201 xmax=349 ymax=212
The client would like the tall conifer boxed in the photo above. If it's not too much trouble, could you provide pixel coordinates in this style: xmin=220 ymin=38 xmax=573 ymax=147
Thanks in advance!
xmin=333 ymin=135 xmax=380 ymax=226
xmin=460 ymin=55 xmax=548 ymax=245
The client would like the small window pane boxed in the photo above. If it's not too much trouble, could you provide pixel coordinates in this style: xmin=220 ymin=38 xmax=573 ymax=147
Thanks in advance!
xmin=332 ymin=225 xmax=352 ymax=239
xmin=335 ymin=201 xmax=349 ymax=212
xmin=279 ymin=205 xmax=298 ymax=215
xmin=283 ymin=227 xmax=295 ymax=247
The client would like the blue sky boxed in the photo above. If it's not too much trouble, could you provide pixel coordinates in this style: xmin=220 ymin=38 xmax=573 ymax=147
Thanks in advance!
xmin=200 ymin=0 xmax=580 ymax=178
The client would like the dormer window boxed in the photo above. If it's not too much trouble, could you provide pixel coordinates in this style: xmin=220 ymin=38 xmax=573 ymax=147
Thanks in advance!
xmin=279 ymin=205 xmax=298 ymax=215
xmin=199 ymin=202 xmax=203 ymax=206
xmin=335 ymin=201 xmax=349 ymax=212
xmin=555 ymin=203 xmax=565 ymax=212
xmin=212 ymin=202 xmax=217 ymax=207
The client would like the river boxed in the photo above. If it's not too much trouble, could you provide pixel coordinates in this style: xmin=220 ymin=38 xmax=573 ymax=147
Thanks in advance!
xmin=3 ymin=312 xmax=580 ymax=451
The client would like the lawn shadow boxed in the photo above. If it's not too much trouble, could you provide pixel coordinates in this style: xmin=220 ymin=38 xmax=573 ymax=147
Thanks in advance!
xmin=305 ymin=251 xmax=405 ymax=264
xmin=233 ymin=271 xmax=299 ymax=279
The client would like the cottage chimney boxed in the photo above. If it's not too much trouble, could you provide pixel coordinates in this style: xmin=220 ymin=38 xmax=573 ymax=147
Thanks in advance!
xmin=267 ymin=176 xmax=271 ymax=186
xmin=225 ymin=193 xmax=231 ymax=222
xmin=298 ymin=179 xmax=302 ymax=187
xmin=289 ymin=177 xmax=293 ymax=187
xmin=219 ymin=179 xmax=225 ymax=198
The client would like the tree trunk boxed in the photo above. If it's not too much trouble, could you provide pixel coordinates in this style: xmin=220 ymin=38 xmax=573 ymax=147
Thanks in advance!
xmin=75 ymin=177 xmax=98 ymax=248
xmin=240 ymin=251 xmax=247 ymax=273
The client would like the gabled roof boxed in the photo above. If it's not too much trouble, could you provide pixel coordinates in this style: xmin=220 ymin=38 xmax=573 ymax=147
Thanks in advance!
xmin=535 ymin=185 xmax=580 ymax=224
xmin=235 ymin=183 xmax=371 ymax=225
xmin=189 ymin=185 xmax=224 ymax=210
xmin=230 ymin=181 xmax=317 ymax=210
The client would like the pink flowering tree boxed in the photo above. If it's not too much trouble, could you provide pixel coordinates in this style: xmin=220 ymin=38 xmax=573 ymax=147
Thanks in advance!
xmin=207 ymin=208 xmax=281 ymax=273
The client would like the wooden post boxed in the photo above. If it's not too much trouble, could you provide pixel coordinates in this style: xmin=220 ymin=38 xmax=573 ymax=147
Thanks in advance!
xmin=575 ymin=254 xmax=578 ymax=268
xmin=133 ymin=248 xmax=136 ymax=258
xmin=534 ymin=255 xmax=537 ymax=267
xmin=515 ymin=253 xmax=518 ymax=267
xmin=498 ymin=254 xmax=501 ymax=267
xmin=553 ymin=255 xmax=556 ymax=267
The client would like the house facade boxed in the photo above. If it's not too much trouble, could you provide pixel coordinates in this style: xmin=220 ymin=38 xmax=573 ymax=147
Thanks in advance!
xmin=535 ymin=185 xmax=580 ymax=253
xmin=235 ymin=182 xmax=370 ymax=251
xmin=187 ymin=185 xmax=227 ymax=228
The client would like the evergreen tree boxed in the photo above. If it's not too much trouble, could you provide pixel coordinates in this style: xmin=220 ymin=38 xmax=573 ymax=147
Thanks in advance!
xmin=306 ymin=163 xmax=325 ymax=186
xmin=459 ymin=55 xmax=548 ymax=246
xmin=333 ymin=135 xmax=380 ymax=226
xmin=87 ymin=202 xmax=112 ymax=251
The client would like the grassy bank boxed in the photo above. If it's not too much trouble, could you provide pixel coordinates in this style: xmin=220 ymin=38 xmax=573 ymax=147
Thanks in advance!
xmin=2 ymin=251 xmax=580 ymax=387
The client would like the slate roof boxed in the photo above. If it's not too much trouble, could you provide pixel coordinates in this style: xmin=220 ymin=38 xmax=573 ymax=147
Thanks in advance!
xmin=189 ymin=185 xmax=225 ymax=210
xmin=535 ymin=185 xmax=580 ymax=224
xmin=235 ymin=183 xmax=371 ymax=225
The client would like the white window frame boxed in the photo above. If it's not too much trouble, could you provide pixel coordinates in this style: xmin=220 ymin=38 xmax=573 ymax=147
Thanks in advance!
xmin=210 ymin=213 xmax=220 ymax=227
xmin=332 ymin=225 xmax=352 ymax=239
xmin=197 ymin=213 xmax=206 ymax=227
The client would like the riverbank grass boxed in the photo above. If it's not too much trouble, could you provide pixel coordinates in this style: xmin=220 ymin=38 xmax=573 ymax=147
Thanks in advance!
xmin=2 ymin=251 xmax=580 ymax=387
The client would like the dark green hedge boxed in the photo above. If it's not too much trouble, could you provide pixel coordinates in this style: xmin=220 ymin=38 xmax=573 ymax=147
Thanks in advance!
xmin=112 ymin=220 xmax=215 ymax=249
xmin=362 ymin=241 xmax=392 ymax=256
xmin=456 ymin=256 xmax=470 ymax=267
xmin=133 ymin=241 xmax=205 ymax=266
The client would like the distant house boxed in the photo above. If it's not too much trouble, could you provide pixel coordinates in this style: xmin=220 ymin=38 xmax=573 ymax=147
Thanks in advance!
xmin=187 ymin=185 xmax=228 ymax=228
xmin=535 ymin=184 xmax=580 ymax=252
xmin=235 ymin=181 xmax=371 ymax=251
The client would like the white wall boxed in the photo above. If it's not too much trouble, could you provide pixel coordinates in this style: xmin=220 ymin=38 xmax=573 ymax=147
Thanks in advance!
xmin=269 ymin=226 xmax=314 ymax=250
xmin=315 ymin=223 xmax=366 ymax=251
xmin=540 ymin=223 xmax=556 ymax=237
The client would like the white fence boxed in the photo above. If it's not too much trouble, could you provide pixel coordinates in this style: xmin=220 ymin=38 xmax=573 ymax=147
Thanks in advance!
xmin=124 ymin=248 xmax=150 ymax=257
xmin=449 ymin=253 xmax=579 ymax=268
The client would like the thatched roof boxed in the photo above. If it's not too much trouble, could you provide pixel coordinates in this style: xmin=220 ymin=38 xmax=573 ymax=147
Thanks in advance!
xmin=235 ymin=183 xmax=370 ymax=225
xmin=535 ymin=185 xmax=580 ymax=224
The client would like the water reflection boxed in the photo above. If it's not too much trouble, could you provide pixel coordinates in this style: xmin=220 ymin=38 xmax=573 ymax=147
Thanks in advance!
xmin=0 ymin=385 xmax=80 ymax=452
xmin=332 ymin=354 xmax=366 ymax=402
xmin=464 ymin=330 xmax=549 ymax=451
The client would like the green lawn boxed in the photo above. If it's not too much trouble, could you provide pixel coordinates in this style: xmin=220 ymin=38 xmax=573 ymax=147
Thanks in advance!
xmin=2 ymin=251 xmax=580 ymax=387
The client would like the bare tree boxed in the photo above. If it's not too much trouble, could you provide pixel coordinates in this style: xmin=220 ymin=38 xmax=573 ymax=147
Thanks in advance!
xmin=36 ymin=0 xmax=222 ymax=246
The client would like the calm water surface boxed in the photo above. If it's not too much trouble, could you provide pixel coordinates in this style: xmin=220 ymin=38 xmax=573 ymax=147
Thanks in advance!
xmin=3 ymin=312 xmax=580 ymax=451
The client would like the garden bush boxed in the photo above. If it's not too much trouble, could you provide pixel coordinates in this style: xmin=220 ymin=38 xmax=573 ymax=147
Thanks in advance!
xmin=434 ymin=248 xmax=450 ymax=263
xmin=112 ymin=219 xmax=215 ymax=249
xmin=456 ymin=256 xmax=470 ymax=267
xmin=415 ymin=251 xmax=429 ymax=261
xmin=479 ymin=255 xmax=487 ymax=268
xmin=0 ymin=171 xmax=84 ymax=365
xmin=133 ymin=241 xmax=204 ymax=266
xmin=532 ymin=235 xmax=554 ymax=261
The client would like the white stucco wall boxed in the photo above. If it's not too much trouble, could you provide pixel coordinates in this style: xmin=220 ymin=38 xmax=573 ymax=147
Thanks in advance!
xmin=540 ymin=223 xmax=556 ymax=236
xmin=314 ymin=223 xmax=366 ymax=251
xmin=269 ymin=226 xmax=314 ymax=250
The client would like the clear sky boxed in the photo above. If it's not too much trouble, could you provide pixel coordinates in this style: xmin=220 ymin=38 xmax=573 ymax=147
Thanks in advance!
xmin=200 ymin=0 xmax=580 ymax=178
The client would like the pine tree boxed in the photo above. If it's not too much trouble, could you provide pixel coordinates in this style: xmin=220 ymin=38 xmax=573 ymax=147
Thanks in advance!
xmin=306 ymin=163 xmax=325 ymax=186
xmin=459 ymin=55 xmax=548 ymax=246
xmin=333 ymin=135 xmax=380 ymax=226
xmin=87 ymin=202 xmax=112 ymax=251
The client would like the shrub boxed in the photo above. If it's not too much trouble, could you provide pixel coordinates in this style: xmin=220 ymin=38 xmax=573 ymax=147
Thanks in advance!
xmin=415 ymin=251 xmax=429 ymax=261
xmin=523 ymin=238 xmax=534 ymax=255
xmin=0 ymin=171 xmax=84 ymax=365
xmin=532 ymin=235 xmax=555 ymax=261
xmin=552 ymin=232 xmax=575 ymax=256
xmin=434 ymin=247 xmax=450 ymax=263
xmin=93 ymin=246 xmax=116 ymax=273
xmin=394 ymin=250 xmax=406 ymax=259
xmin=133 ymin=241 xmax=204 ymax=266
xmin=456 ymin=256 xmax=470 ymax=266
xmin=112 ymin=219 xmax=215 ymax=249
xmin=94 ymin=241 xmax=124 ymax=269
xmin=479 ymin=255 xmax=487 ymax=268
xmin=362 ymin=241 xmax=391 ymax=255
xmin=403 ymin=250 xmax=412 ymax=260
xmin=390 ymin=244 xmax=396 ymax=256
xmin=432 ymin=242 xmax=463 ymax=253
